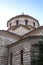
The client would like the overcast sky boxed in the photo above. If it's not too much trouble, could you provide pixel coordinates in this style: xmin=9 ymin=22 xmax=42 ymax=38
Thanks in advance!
xmin=0 ymin=0 xmax=43 ymax=30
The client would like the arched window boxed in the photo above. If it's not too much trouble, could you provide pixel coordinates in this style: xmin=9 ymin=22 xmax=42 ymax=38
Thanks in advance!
xmin=33 ymin=22 xmax=35 ymax=27
xmin=16 ymin=20 xmax=19 ymax=26
xmin=10 ymin=23 xmax=12 ymax=27
xmin=21 ymin=50 xmax=23 ymax=65
xmin=25 ymin=20 xmax=28 ymax=25
xmin=10 ymin=53 xmax=12 ymax=65
xmin=31 ymin=43 xmax=39 ymax=65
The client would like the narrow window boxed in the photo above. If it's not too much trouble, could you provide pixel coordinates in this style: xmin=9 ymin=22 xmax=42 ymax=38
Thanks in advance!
xmin=10 ymin=23 xmax=12 ymax=27
xmin=38 ymin=22 xmax=39 ymax=26
xmin=16 ymin=20 xmax=19 ymax=26
xmin=25 ymin=20 xmax=28 ymax=25
xmin=21 ymin=50 xmax=23 ymax=65
xmin=10 ymin=53 xmax=12 ymax=65
xmin=33 ymin=22 xmax=35 ymax=27
xmin=31 ymin=44 xmax=39 ymax=65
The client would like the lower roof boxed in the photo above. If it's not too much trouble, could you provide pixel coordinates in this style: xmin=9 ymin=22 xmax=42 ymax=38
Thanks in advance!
xmin=0 ymin=30 xmax=21 ymax=39
xmin=7 ymin=36 xmax=43 ymax=47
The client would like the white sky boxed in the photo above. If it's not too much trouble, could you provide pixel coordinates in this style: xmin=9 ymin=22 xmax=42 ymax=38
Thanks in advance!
xmin=0 ymin=0 xmax=43 ymax=30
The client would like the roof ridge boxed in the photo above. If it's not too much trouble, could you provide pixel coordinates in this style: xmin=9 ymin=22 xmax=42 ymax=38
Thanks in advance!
xmin=22 ymin=26 xmax=43 ymax=38
xmin=7 ymin=14 xmax=39 ymax=24
xmin=8 ymin=24 xmax=31 ymax=31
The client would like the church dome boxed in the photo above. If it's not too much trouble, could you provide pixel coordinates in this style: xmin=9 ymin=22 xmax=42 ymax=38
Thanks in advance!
xmin=7 ymin=14 xmax=40 ymax=29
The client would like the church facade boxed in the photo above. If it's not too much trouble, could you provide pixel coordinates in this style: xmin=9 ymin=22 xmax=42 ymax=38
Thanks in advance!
xmin=0 ymin=14 xmax=43 ymax=65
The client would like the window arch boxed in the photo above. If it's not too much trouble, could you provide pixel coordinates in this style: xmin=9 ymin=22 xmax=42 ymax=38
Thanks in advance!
xmin=25 ymin=20 xmax=28 ymax=25
xmin=10 ymin=53 xmax=12 ymax=65
xmin=33 ymin=22 xmax=35 ymax=27
xmin=10 ymin=23 xmax=12 ymax=27
xmin=21 ymin=50 xmax=23 ymax=64
xmin=16 ymin=20 xmax=19 ymax=26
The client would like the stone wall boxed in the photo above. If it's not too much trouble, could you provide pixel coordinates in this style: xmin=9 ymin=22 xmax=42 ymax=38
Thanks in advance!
xmin=0 ymin=36 xmax=16 ymax=65
xmin=8 ymin=39 xmax=31 ymax=65
xmin=0 ymin=36 xmax=8 ymax=65
xmin=0 ymin=46 xmax=8 ymax=65
xmin=8 ymin=36 xmax=42 ymax=65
